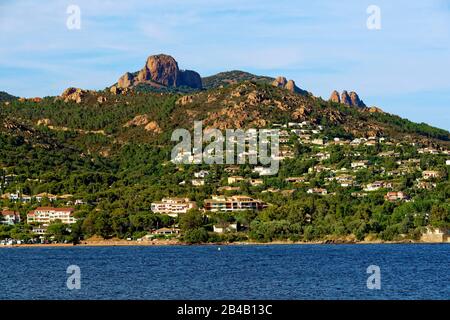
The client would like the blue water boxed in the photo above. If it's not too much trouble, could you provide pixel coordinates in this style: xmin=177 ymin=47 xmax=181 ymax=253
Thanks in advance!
xmin=0 ymin=244 xmax=448 ymax=300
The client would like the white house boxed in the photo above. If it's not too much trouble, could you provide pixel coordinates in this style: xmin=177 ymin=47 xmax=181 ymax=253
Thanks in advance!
xmin=252 ymin=166 xmax=274 ymax=176
xmin=151 ymin=198 xmax=197 ymax=217
xmin=364 ymin=181 xmax=386 ymax=191
xmin=204 ymin=195 xmax=267 ymax=212
xmin=307 ymin=188 xmax=328 ymax=195
xmin=151 ymin=228 xmax=180 ymax=236
xmin=35 ymin=193 xmax=57 ymax=202
xmin=351 ymin=160 xmax=369 ymax=169
xmin=213 ymin=223 xmax=238 ymax=234
xmin=228 ymin=176 xmax=245 ymax=184
xmin=1 ymin=210 xmax=20 ymax=225
xmin=194 ymin=170 xmax=210 ymax=178
xmin=27 ymin=207 xmax=76 ymax=226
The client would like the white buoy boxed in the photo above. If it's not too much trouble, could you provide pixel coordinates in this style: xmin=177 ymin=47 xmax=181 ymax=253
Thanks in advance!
xmin=218 ymin=247 xmax=221 ymax=251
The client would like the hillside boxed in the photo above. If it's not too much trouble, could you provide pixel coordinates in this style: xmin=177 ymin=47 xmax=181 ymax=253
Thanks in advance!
xmin=202 ymin=70 xmax=275 ymax=89
xmin=0 ymin=91 xmax=17 ymax=102
xmin=2 ymin=81 xmax=449 ymax=150
xmin=0 ymin=54 xmax=449 ymax=244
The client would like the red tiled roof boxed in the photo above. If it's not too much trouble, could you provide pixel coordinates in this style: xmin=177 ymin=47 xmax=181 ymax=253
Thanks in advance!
xmin=1 ymin=210 xmax=18 ymax=216
xmin=34 ymin=207 xmax=74 ymax=212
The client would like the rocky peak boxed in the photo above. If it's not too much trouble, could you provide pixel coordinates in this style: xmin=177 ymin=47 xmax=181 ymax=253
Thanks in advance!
xmin=368 ymin=106 xmax=384 ymax=113
xmin=60 ymin=87 xmax=88 ymax=104
xmin=144 ymin=54 xmax=179 ymax=86
xmin=272 ymin=76 xmax=288 ymax=88
xmin=271 ymin=76 xmax=301 ymax=93
xmin=285 ymin=80 xmax=297 ymax=92
xmin=179 ymin=70 xmax=203 ymax=89
xmin=329 ymin=90 xmax=366 ymax=108
xmin=116 ymin=54 xmax=202 ymax=90
xmin=329 ymin=90 xmax=340 ymax=103
xmin=349 ymin=91 xmax=365 ymax=107
xmin=341 ymin=90 xmax=352 ymax=106
xmin=118 ymin=72 xmax=134 ymax=88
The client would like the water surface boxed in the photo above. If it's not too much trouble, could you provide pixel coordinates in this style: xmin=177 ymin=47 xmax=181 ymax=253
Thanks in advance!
xmin=0 ymin=244 xmax=448 ymax=300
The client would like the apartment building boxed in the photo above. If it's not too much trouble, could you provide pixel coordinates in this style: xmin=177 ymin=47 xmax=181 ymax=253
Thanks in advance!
xmin=150 ymin=198 xmax=197 ymax=217
xmin=27 ymin=207 xmax=76 ymax=225
xmin=204 ymin=195 xmax=267 ymax=212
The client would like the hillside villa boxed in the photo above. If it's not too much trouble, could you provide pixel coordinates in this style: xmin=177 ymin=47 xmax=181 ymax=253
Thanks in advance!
xmin=364 ymin=181 xmax=393 ymax=192
xmin=384 ymin=191 xmax=409 ymax=202
xmin=27 ymin=207 xmax=76 ymax=233
xmin=422 ymin=170 xmax=441 ymax=179
xmin=150 ymin=198 xmax=197 ymax=217
xmin=27 ymin=207 xmax=76 ymax=225
xmin=213 ymin=222 xmax=238 ymax=233
xmin=1 ymin=210 xmax=20 ymax=225
xmin=351 ymin=160 xmax=369 ymax=169
xmin=307 ymin=188 xmax=328 ymax=195
xmin=204 ymin=195 xmax=267 ymax=212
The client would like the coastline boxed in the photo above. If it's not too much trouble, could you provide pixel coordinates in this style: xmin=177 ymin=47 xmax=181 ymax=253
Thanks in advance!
xmin=1 ymin=238 xmax=445 ymax=248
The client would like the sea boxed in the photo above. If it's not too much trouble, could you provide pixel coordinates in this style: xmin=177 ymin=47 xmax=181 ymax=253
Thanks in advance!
xmin=0 ymin=244 xmax=448 ymax=300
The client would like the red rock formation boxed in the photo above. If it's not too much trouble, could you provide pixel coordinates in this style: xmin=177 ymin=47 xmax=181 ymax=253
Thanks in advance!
xmin=341 ymin=90 xmax=352 ymax=106
xmin=329 ymin=90 xmax=341 ymax=103
xmin=271 ymin=76 xmax=300 ymax=93
xmin=116 ymin=54 xmax=202 ymax=89
xmin=349 ymin=91 xmax=366 ymax=107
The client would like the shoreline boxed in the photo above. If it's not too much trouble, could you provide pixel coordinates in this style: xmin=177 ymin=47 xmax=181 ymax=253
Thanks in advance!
xmin=1 ymin=239 xmax=447 ymax=248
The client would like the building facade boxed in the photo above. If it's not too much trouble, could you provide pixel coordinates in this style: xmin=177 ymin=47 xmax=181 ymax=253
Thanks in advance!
xmin=1 ymin=210 xmax=21 ymax=225
xmin=27 ymin=207 xmax=76 ymax=225
xmin=204 ymin=195 xmax=267 ymax=212
xmin=150 ymin=198 xmax=197 ymax=217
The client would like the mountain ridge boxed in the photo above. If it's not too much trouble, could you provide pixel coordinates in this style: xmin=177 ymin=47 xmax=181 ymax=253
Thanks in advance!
xmin=2 ymin=53 xmax=449 ymax=148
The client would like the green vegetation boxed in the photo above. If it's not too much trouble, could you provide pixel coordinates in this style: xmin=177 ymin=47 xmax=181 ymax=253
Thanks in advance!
xmin=0 ymin=91 xmax=17 ymax=102
xmin=202 ymin=70 xmax=274 ymax=89
xmin=0 ymin=83 xmax=449 ymax=244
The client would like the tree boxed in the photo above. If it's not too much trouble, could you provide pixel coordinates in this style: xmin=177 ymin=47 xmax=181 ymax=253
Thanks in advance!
xmin=429 ymin=205 xmax=450 ymax=228
xmin=94 ymin=211 xmax=113 ymax=239
xmin=179 ymin=209 xmax=204 ymax=231
xmin=183 ymin=228 xmax=208 ymax=244
xmin=46 ymin=221 xmax=70 ymax=242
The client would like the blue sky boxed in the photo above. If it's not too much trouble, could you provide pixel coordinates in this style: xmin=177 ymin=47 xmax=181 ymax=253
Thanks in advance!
xmin=1 ymin=0 xmax=449 ymax=130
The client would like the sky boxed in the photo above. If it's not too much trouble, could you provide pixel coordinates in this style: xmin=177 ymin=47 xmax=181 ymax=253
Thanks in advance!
xmin=0 ymin=0 xmax=449 ymax=130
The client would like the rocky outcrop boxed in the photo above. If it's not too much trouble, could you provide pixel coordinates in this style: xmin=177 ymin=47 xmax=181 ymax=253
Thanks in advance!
xmin=271 ymin=76 xmax=301 ymax=93
xmin=329 ymin=90 xmax=341 ymax=103
xmin=116 ymin=54 xmax=202 ymax=90
xmin=368 ymin=106 xmax=384 ymax=113
xmin=341 ymin=90 xmax=352 ymax=106
xmin=118 ymin=72 xmax=134 ymax=88
xmin=143 ymin=54 xmax=179 ymax=86
xmin=329 ymin=90 xmax=366 ymax=108
xmin=123 ymin=115 xmax=162 ymax=133
xmin=124 ymin=115 xmax=149 ymax=127
xmin=349 ymin=91 xmax=365 ymax=107
xmin=60 ymin=87 xmax=88 ymax=104
xmin=178 ymin=70 xmax=202 ymax=88
xmin=110 ymin=85 xmax=130 ymax=95
xmin=144 ymin=121 xmax=162 ymax=133
xmin=176 ymin=95 xmax=194 ymax=106
xmin=272 ymin=76 xmax=288 ymax=88
xmin=97 ymin=96 xmax=107 ymax=104
xmin=285 ymin=80 xmax=297 ymax=92
xmin=37 ymin=119 xmax=51 ymax=126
